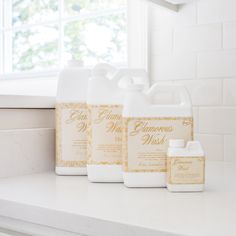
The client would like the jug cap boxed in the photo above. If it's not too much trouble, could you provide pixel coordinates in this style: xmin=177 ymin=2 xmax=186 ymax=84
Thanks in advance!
xmin=169 ymin=139 xmax=185 ymax=148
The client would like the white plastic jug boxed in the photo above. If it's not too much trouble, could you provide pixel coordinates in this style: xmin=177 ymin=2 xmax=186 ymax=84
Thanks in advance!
xmin=87 ymin=63 xmax=149 ymax=182
xmin=122 ymin=83 xmax=193 ymax=187
xmin=56 ymin=60 xmax=91 ymax=175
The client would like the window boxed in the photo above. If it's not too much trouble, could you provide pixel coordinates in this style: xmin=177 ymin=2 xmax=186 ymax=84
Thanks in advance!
xmin=0 ymin=0 xmax=127 ymax=77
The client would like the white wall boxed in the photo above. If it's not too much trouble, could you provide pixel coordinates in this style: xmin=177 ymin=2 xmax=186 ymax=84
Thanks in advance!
xmin=149 ymin=0 xmax=236 ymax=162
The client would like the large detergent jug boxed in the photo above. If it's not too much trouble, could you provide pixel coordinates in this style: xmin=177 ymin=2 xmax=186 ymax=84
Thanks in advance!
xmin=87 ymin=63 xmax=149 ymax=182
xmin=122 ymin=84 xmax=193 ymax=187
xmin=56 ymin=60 xmax=91 ymax=175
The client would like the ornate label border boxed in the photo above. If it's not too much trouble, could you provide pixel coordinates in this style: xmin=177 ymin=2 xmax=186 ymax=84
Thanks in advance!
xmin=56 ymin=102 xmax=87 ymax=167
xmin=122 ymin=117 xmax=194 ymax=172
xmin=87 ymin=104 xmax=122 ymax=165
xmin=167 ymin=156 xmax=205 ymax=185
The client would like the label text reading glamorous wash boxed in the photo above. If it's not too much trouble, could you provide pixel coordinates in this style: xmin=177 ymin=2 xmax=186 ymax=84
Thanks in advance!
xmin=129 ymin=121 xmax=173 ymax=145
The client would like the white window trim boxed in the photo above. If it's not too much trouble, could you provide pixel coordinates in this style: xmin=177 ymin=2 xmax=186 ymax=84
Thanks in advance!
xmin=128 ymin=0 xmax=149 ymax=72
xmin=0 ymin=1 xmax=4 ymax=74
xmin=0 ymin=0 xmax=149 ymax=108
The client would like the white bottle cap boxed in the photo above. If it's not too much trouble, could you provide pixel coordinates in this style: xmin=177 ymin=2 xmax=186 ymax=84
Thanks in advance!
xmin=169 ymin=139 xmax=185 ymax=148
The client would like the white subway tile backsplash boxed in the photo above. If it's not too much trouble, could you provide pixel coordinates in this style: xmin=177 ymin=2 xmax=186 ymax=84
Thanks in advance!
xmin=223 ymin=21 xmax=236 ymax=49
xmin=197 ymin=0 xmax=236 ymax=24
xmin=224 ymin=135 xmax=236 ymax=162
xmin=175 ymin=2 xmax=197 ymax=26
xmin=199 ymin=107 xmax=236 ymax=134
xmin=150 ymin=1 xmax=197 ymax=29
xmin=223 ymin=79 xmax=236 ymax=105
xmin=151 ymin=28 xmax=173 ymax=54
xmin=150 ymin=0 xmax=236 ymax=162
xmin=174 ymin=24 xmax=222 ymax=52
xmin=195 ymin=134 xmax=223 ymax=161
xmin=151 ymin=54 xmax=196 ymax=80
xmin=198 ymin=51 xmax=236 ymax=78
xmin=193 ymin=107 xmax=199 ymax=133
xmin=175 ymin=79 xmax=222 ymax=106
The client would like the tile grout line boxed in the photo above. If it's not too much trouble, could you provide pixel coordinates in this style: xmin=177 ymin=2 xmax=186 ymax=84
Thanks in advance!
xmin=221 ymin=22 xmax=224 ymax=49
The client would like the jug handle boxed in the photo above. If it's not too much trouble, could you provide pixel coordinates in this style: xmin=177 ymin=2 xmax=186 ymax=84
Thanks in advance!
xmin=93 ymin=63 xmax=117 ymax=78
xmin=147 ymin=83 xmax=191 ymax=107
xmin=111 ymin=69 xmax=149 ymax=89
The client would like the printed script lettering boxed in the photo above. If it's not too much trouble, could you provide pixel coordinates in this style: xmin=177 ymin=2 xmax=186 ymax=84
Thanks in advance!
xmin=173 ymin=159 xmax=192 ymax=171
xmin=94 ymin=108 xmax=122 ymax=134
xmin=129 ymin=121 xmax=173 ymax=145
xmin=66 ymin=110 xmax=87 ymax=132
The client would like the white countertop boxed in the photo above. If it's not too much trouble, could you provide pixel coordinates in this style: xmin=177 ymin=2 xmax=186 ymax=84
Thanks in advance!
xmin=0 ymin=79 xmax=57 ymax=108
xmin=0 ymin=161 xmax=235 ymax=236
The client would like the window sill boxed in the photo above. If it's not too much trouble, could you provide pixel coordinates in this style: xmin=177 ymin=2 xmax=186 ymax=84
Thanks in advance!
xmin=0 ymin=79 xmax=57 ymax=108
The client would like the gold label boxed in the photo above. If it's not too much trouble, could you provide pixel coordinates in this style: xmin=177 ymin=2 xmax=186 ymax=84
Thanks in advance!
xmin=87 ymin=105 xmax=122 ymax=165
xmin=123 ymin=117 xmax=193 ymax=172
xmin=167 ymin=156 xmax=205 ymax=184
xmin=56 ymin=103 xmax=87 ymax=167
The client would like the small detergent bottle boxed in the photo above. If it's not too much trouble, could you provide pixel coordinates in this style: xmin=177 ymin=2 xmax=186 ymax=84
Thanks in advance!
xmin=122 ymin=84 xmax=193 ymax=187
xmin=87 ymin=63 xmax=149 ymax=182
xmin=56 ymin=60 xmax=91 ymax=175
xmin=167 ymin=139 xmax=205 ymax=192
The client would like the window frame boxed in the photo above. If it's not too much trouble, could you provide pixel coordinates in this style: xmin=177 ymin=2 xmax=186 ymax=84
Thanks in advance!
xmin=0 ymin=0 xmax=132 ymax=80
xmin=0 ymin=0 xmax=149 ymax=109
xmin=0 ymin=0 xmax=149 ymax=81
xmin=0 ymin=0 xmax=4 ymax=74
xmin=127 ymin=0 xmax=149 ymax=72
